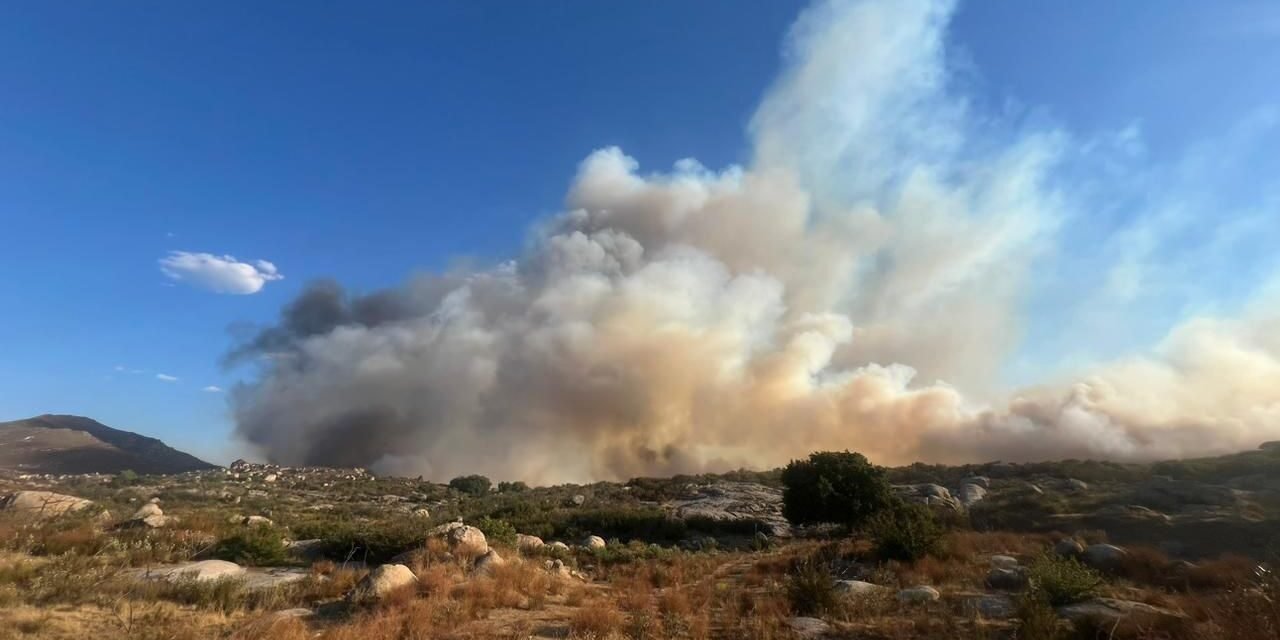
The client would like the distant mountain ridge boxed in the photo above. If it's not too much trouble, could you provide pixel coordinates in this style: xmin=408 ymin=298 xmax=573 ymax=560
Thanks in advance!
xmin=0 ymin=414 xmax=216 ymax=474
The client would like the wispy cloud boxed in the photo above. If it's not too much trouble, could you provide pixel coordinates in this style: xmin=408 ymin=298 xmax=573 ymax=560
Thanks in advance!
xmin=159 ymin=251 xmax=283 ymax=294
xmin=114 ymin=365 xmax=145 ymax=374
xmin=156 ymin=373 xmax=179 ymax=383
xmin=202 ymin=385 xmax=224 ymax=393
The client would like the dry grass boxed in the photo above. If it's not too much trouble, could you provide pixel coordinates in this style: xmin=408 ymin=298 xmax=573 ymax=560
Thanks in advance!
xmin=941 ymin=530 xmax=1052 ymax=560
xmin=568 ymin=597 xmax=626 ymax=638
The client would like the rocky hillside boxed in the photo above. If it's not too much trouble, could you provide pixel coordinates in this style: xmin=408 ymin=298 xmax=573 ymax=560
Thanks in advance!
xmin=0 ymin=414 xmax=215 ymax=475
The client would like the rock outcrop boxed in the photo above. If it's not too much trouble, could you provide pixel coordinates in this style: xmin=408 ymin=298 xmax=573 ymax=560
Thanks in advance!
xmin=1057 ymin=598 xmax=1187 ymax=626
xmin=664 ymin=481 xmax=791 ymax=537
xmin=1 ymin=491 xmax=94 ymax=519
xmin=894 ymin=484 xmax=962 ymax=511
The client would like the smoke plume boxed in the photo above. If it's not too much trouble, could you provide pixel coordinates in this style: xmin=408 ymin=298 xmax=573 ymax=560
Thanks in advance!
xmin=230 ymin=0 xmax=1280 ymax=482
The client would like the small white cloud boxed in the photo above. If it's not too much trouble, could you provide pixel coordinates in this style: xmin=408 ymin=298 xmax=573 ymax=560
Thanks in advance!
xmin=159 ymin=251 xmax=284 ymax=294
xmin=115 ymin=365 xmax=145 ymax=374
xmin=156 ymin=373 xmax=179 ymax=382
xmin=202 ymin=385 xmax=224 ymax=393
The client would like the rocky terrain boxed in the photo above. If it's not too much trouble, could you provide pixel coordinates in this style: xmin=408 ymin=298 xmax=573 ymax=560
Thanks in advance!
xmin=1 ymin=442 xmax=1278 ymax=639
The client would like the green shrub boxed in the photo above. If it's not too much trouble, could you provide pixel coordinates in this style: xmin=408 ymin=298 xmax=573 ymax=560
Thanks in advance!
xmin=475 ymin=516 xmax=517 ymax=547
xmin=497 ymin=481 xmax=529 ymax=493
xmin=867 ymin=501 xmax=941 ymax=562
xmin=787 ymin=559 xmax=838 ymax=615
xmin=211 ymin=526 xmax=288 ymax=566
xmin=1027 ymin=554 xmax=1103 ymax=606
xmin=781 ymin=451 xmax=895 ymax=528
xmin=1014 ymin=589 xmax=1064 ymax=640
xmin=449 ymin=474 xmax=492 ymax=496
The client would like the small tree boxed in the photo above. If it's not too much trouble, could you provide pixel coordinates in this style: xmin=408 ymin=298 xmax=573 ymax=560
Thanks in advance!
xmin=112 ymin=469 xmax=139 ymax=487
xmin=781 ymin=451 xmax=895 ymax=528
xmin=497 ymin=481 xmax=529 ymax=493
xmin=449 ymin=474 xmax=492 ymax=496
xmin=868 ymin=501 xmax=941 ymax=562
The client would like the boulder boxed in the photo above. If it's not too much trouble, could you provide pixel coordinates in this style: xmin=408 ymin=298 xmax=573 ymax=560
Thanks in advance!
xmin=411 ymin=508 xmax=431 ymax=518
xmin=898 ymin=586 xmax=941 ymax=604
xmin=547 ymin=541 xmax=570 ymax=552
xmin=264 ymin=474 xmax=278 ymax=483
xmin=958 ymin=483 xmax=988 ymax=506
xmin=1065 ymin=478 xmax=1089 ymax=492
xmin=962 ymin=476 xmax=991 ymax=489
xmin=990 ymin=555 xmax=1019 ymax=570
xmin=141 ymin=514 xmax=177 ymax=528
xmin=986 ymin=568 xmax=1027 ymax=590
xmin=243 ymin=515 xmax=273 ymax=527
xmin=834 ymin=580 xmax=884 ymax=596
xmin=893 ymin=484 xmax=962 ymax=511
xmin=582 ymin=535 xmax=606 ymax=550
xmin=516 ymin=533 xmax=545 ymax=552
xmin=347 ymin=564 xmax=418 ymax=604
xmin=786 ymin=617 xmax=831 ymax=638
xmin=920 ymin=484 xmax=950 ymax=498
xmin=473 ymin=549 xmax=506 ymax=576
xmin=1 ymin=491 xmax=94 ymax=519
xmin=1054 ymin=538 xmax=1084 ymax=557
xmin=571 ymin=494 xmax=586 ymax=506
xmin=1082 ymin=544 xmax=1128 ymax=571
xmin=286 ymin=539 xmax=325 ymax=561
xmin=428 ymin=522 xmax=489 ymax=555
xmin=1057 ymin=598 xmax=1187 ymax=625
xmin=131 ymin=503 xmax=163 ymax=520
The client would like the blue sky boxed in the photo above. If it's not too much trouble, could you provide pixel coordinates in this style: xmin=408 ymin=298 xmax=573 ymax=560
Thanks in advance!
xmin=1 ymin=0 xmax=1278 ymax=465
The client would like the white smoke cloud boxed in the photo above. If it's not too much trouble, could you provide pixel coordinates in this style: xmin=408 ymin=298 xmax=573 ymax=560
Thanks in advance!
xmin=160 ymin=251 xmax=283 ymax=294
xmin=229 ymin=0 xmax=1280 ymax=483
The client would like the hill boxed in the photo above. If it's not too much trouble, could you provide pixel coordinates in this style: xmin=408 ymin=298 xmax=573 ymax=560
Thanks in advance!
xmin=0 ymin=414 xmax=216 ymax=474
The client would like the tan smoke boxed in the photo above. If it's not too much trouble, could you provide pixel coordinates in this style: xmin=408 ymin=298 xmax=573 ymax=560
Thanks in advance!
xmin=230 ymin=0 xmax=1280 ymax=483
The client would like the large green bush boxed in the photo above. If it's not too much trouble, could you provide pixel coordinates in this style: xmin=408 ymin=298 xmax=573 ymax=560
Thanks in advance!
xmin=781 ymin=451 xmax=895 ymax=528
xmin=474 ymin=516 xmax=517 ymax=547
xmin=449 ymin=474 xmax=492 ymax=496
xmin=211 ymin=526 xmax=288 ymax=566
xmin=868 ymin=501 xmax=942 ymax=562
